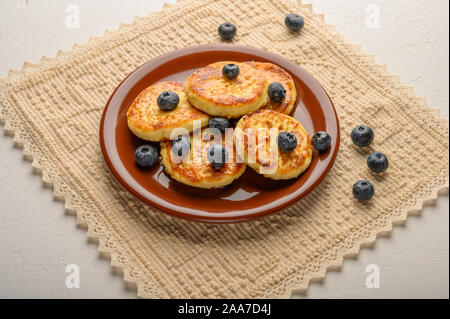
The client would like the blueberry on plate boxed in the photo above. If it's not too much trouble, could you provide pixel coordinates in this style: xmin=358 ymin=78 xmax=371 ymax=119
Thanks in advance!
xmin=222 ymin=63 xmax=240 ymax=80
xmin=268 ymin=82 xmax=286 ymax=103
xmin=157 ymin=91 xmax=179 ymax=111
xmin=351 ymin=125 xmax=374 ymax=147
xmin=218 ymin=22 xmax=237 ymax=40
xmin=353 ymin=180 xmax=375 ymax=201
xmin=285 ymin=13 xmax=305 ymax=32
xmin=367 ymin=152 xmax=389 ymax=173
xmin=208 ymin=117 xmax=230 ymax=133
xmin=277 ymin=131 xmax=298 ymax=152
xmin=207 ymin=144 xmax=229 ymax=169
xmin=171 ymin=135 xmax=190 ymax=157
xmin=311 ymin=131 xmax=331 ymax=152
xmin=135 ymin=144 xmax=159 ymax=168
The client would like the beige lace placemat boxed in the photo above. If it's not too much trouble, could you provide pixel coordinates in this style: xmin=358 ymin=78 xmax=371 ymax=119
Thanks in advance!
xmin=1 ymin=0 xmax=448 ymax=298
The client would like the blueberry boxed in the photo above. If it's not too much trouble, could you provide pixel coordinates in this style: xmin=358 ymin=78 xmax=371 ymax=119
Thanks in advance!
xmin=171 ymin=135 xmax=190 ymax=157
xmin=367 ymin=152 xmax=389 ymax=173
xmin=353 ymin=180 xmax=375 ymax=201
xmin=222 ymin=63 xmax=240 ymax=80
xmin=311 ymin=131 xmax=331 ymax=152
xmin=285 ymin=13 xmax=305 ymax=32
xmin=268 ymin=82 xmax=286 ymax=103
xmin=135 ymin=144 xmax=158 ymax=168
xmin=351 ymin=125 xmax=374 ymax=147
xmin=207 ymin=144 xmax=229 ymax=169
xmin=218 ymin=22 xmax=237 ymax=40
xmin=277 ymin=131 xmax=298 ymax=152
xmin=157 ymin=91 xmax=179 ymax=111
xmin=208 ymin=117 xmax=230 ymax=133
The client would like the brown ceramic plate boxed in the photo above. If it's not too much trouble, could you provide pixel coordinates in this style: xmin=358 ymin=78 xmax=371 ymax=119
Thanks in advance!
xmin=100 ymin=44 xmax=339 ymax=223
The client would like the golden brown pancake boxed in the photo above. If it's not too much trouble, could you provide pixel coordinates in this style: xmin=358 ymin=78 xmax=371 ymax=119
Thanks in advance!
xmin=127 ymin=81 xmax=210 ymax=141
xmin=246 ymin=61 xmax=297 ymax=115
xmin=185 ymin=61 xmax=269 ymax=118
xmin=160 ymin=130 xmax=246 ymax=188
xmin=234 ymin=109 xmax=312 ymax=180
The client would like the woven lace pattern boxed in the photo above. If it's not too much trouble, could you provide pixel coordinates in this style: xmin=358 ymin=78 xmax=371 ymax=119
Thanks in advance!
xmin=0 ymin=0 xmax=448 ymax=298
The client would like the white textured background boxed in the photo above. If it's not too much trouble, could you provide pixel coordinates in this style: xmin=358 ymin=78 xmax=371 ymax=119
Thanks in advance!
xmin=0 ymin=0 xmax=448 ymax=298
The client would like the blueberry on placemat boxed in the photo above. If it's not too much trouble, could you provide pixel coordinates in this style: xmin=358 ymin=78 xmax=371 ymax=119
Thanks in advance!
xmin=353 ymin=180 xmax=375 ymax=201
xmin=277 ymin=131 xmax=298 ymax=152
xmin=268 ymin=82 xmax=286 ymax=103
xmin=311 ymin=131 xmax=331 ymax=152
xmin=135 ymin=144 xmax=159 ymax=168
xmin=351 ymin=125 xmax=374 ymax=147
xmin=207 ymin=144 xmax=229 ymax=169
xmin=285 ymin=13 xmax=305 ymax=32
xmin=171 ymin=135 xmax=190 ymax=157
xmin=222 ymin=63 xmax=240 ymax=80
xmin=367 ymin=152 xmax=389 ymax=173
xmin=157 ymin=91 xmax=179 ymax=111
xmin=208 ymin=117 xmax=230 ymax=133
xmin=218 ymin=22 xmax=237 ymax=40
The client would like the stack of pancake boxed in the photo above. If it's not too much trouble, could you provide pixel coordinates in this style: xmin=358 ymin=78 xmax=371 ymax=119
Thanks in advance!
xmin=127 ymin=61 xmax=312 ymax=188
